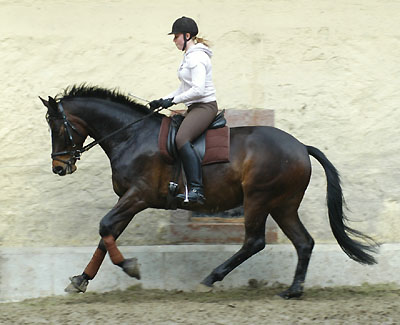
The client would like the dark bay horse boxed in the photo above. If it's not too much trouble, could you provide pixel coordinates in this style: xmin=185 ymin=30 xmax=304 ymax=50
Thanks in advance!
xmin=40 ymin=85 xmax=377 ymax=299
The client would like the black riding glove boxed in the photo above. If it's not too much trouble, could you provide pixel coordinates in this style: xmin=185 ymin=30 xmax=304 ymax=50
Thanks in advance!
xmin=160 ymin=98 xmax=174 ymax=109
xmin=149 ymin=98 xmax=163 ymax=110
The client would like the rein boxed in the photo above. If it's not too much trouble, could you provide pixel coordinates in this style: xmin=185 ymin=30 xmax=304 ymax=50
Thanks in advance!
xmin=51 ymin=102 xmax=165 ymax=165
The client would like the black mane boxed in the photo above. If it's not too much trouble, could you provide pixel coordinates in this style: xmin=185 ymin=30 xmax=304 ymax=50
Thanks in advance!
xmin=56 ymin=84 xmax=162 ymax=118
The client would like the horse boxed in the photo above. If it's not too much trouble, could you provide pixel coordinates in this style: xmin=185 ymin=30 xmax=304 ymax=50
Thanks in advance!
xmin=40 ymin=85 xmax=377 ymax=299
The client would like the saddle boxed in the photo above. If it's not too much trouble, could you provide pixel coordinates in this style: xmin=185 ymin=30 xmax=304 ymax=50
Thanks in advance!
xmin=158 ymin=110 xmax=230 ymax=165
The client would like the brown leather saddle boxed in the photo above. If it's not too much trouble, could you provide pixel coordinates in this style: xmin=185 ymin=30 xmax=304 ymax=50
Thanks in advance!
xmin=158 ymin=110 xmax=230 ymax=165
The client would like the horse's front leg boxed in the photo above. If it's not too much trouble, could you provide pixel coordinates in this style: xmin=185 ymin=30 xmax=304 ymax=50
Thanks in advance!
xmin=65 ymin=191 xmax=147 ymax=293
xmin=65 ymin=222 xmax=133 ymax=293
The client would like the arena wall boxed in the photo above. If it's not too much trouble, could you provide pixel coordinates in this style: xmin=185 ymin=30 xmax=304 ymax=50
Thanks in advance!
xmin=0 ymin=1 xmax=399 ymax=250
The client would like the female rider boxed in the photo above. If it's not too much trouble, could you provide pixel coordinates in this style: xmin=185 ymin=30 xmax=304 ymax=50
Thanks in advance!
xmin=150 ymin=16 xmax=218 ymax=204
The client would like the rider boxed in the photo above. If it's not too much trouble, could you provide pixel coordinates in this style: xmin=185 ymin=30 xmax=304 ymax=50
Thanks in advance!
xmin=149 ymin=16 xmax=218 ymax=204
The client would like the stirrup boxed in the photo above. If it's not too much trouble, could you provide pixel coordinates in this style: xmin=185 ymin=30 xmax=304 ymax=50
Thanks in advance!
xmin=176 ymin=187 xmax=205 ymax=204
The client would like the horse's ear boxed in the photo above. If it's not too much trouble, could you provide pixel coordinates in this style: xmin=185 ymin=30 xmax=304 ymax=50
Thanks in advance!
xmin=39 ymin=96 xmax=58 ymax=114
xmin=48 ymin=96 xmax=58 ymax=110
xmin=39 ymin=96 xmax=49 ymax=108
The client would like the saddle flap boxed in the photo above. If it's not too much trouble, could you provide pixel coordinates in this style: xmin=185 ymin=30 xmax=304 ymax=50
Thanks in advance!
xmin=158 ymin=117 xmax=174 ymax=164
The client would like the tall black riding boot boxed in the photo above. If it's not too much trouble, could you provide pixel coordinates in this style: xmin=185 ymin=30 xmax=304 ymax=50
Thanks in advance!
xmin=176 ymin=142 xmax=205 ymax=204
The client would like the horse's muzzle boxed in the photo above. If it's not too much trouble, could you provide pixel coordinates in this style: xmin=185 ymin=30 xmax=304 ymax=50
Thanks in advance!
xmin=53 ymin=165 xmax=66 ymax=176
xmin=52 ymin=163 xmax=77 ymax=176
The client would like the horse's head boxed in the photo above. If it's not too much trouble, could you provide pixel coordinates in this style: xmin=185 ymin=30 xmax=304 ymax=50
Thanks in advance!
xmin=40 ymin=96 xmax=88 ymax=176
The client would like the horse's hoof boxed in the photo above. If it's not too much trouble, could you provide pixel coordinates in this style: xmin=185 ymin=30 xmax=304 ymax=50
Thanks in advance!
xmin=195 ymin=283 xmax=213 ymax=293
xmin=277 ymin=289 xmax=303 ymax=300
xmin=122 ymin=258 xmax=141 ymax=279
xmin=65 ymin=282 xmax=81 ymax=293
xmin=64 ymin=275 xmax=88 ymax=293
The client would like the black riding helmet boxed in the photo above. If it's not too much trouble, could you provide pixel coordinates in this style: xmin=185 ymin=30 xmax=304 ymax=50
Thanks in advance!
xmin=168 ymin=16 xmax=198 ymax=51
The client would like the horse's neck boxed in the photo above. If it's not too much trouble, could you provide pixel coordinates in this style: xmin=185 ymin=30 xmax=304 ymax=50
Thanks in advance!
xmin=68 ymin=99 xmax=147 ymax=154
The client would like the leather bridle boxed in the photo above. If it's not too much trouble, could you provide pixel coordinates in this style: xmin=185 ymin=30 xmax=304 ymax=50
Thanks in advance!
xmin=47 ymin=103 xmax=86 ymax=168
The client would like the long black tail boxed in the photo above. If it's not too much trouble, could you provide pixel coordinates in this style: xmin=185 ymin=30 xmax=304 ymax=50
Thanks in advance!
xmin=307 ymin=145 xmax=378 ymax=265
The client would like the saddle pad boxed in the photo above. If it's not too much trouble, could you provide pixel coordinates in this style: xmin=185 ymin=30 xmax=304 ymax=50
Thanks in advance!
xmin=158 ymin=116 xmax=230 ymax=165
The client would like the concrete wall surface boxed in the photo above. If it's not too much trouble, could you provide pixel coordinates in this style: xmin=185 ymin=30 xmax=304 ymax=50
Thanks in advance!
xmin=1 ymin=244 xmax=399 ymax=302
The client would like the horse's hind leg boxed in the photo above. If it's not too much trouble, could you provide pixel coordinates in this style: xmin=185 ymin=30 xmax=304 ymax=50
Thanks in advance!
xmin=271 ymin=206 xmax=314 ymax=299
xmin=200 ymin=204 xmax=267 ymax=288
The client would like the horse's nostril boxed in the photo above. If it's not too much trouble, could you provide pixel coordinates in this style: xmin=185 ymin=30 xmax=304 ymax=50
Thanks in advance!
xmin=53 ymin=166 xmax=64 ymax=175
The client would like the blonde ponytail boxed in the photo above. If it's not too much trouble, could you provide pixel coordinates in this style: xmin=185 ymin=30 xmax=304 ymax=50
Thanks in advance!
xmin=194 ymin=36 xmax=211 ymax=48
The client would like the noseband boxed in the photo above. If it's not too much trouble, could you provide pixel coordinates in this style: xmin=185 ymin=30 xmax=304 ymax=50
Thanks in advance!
xmin=48 ymin=102 xmax=164 ymax=168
